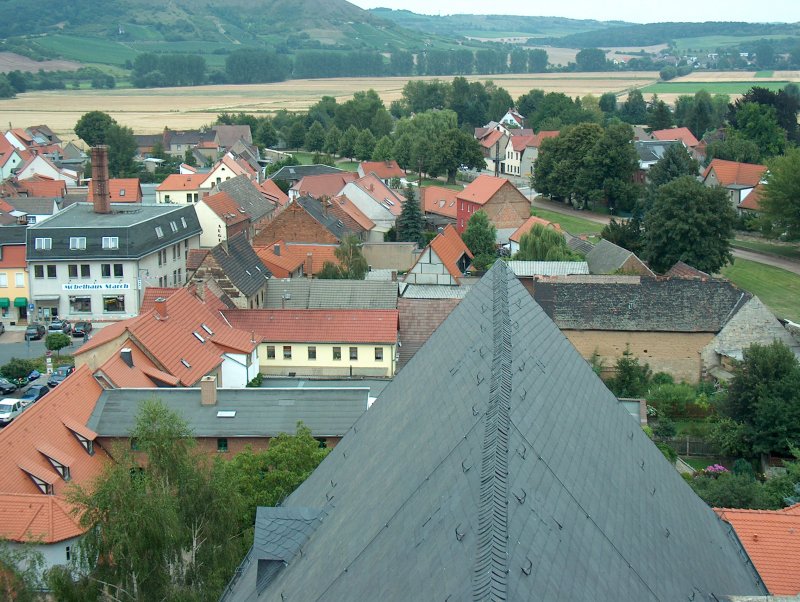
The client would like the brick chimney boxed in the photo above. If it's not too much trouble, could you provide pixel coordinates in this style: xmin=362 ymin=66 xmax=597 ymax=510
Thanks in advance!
xmin=91 ymin=145 xmax=111 ymax=214
xmin=305 ymin=252 xmax=313 ymax=278
xmin=154 ymin=296 xmax=167 ymax=319
xmin=120 ymin=347 xmax=133 ymax=368
xmin=200 ymin=375 xmax=217 ymax=405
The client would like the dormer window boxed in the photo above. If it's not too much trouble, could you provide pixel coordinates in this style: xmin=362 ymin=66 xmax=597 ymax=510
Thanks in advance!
xmin=102 ymin=236 xmax=119 ymax=249
xmin=69 ymin=237 xmax=86 ymax=250
xmin=155 ymin=226 xmax=164 ymax=239
xmin=170 ymin=221 xmax=178 ymax=233
xmin=35 ymin=237 xmax=52 ymax=250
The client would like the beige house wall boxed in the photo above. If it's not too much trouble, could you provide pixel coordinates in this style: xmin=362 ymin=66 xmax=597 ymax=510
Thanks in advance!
xmin=257 ymin=341 xmax=396 ymax=377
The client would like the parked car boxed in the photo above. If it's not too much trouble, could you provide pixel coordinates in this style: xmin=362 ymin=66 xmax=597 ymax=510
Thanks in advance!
xmin=0 ymin=377 xmax=16 ymax=395
xmin=48 ymin=319 xmax=71 ymax=334
xmin=9 ymin=370 xmax=41 ymax=389
xmin=72 ymin=321 xmax=93 ymax=338
xmin=25 ymin=323 xmax=46 ymax=340
xmin=0 ymin=399 xmax=23 ymax=425
xmin=20 ymin=384 xmax=49 ymax=407
xmin=47 ymin=365 xmax=75 ymax=388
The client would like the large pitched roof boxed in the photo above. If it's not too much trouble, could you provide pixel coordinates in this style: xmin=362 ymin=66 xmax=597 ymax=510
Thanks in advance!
xmin=213 ymin=175 xmax=275 ymax=223
xmin=326 ymin=194 xmax=374 ymax=232
xmin=421 ymin=186 xmax=458 ymax=219
xmin=531 ymin=277 xmax=751 ymax=332
xmin=651 ymin=127 xmax=700 ymax=147
xmin=359 ymin=160 xmax=405 ymax=180
xmin=703 ymin=159 xmax=767 ymax=188
xmin=530 ymin=130 xmax=560 ymax=147
xmin=407 ymin=224 xmax=472 ymax=282
xmin=201 ymin=191 xmax=250 ymax=226
xmin=257 ymin=179 xmax=289 ymax=208
xmin=585 ymin=238 xmax=652 ymax=275
xmin=206 ymin=233 xmax=271 ymax=298
xmin=223 ymin=262 xmax=766 ymax=601
xmin=263 ymin=278 xmax=397 ymax=310
xmin=156 ymin=173 xmax=202 ymax=191
xmin=255 ymin=241 xmax=306 ymax=278
xmin=269 ymin=164 xmax=344 ymax=182
xmin=296 ymin=195 xmax=358 ymax=239
xmin=290 ymin=172 xmax=357 ymax=199
xmin=352 ymin=174 xmax=403 ymax=217
xmin=715 ymin=504 xmax=800 ymax=595
xmin=222 ymin=309 xmax=399 ymax=344
xmin=509 ymin=215 xmax=562 ymax=243
xmin=456 ymin=175 xmax=507 ymax=206
xmin=87 ymin=178 xmax=142 ymax=203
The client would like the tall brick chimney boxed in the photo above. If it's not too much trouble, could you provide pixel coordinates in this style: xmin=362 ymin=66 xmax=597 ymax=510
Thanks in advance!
xmin=91 ymin=145 xmax=111 ymax=214
xmin=200 ymin=375 xmax=217 ymax=405
xmin=154 ymin=296 xmax=167 ymax=319
xmin=305 ymin=253 xmax=313 ymax=278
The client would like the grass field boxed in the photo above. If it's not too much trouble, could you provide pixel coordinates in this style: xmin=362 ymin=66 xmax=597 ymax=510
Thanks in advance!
xmin=755 ymin=71 xmax=774 ymax=78
xmin=640 ymin=81 xmax=789 ymax=95
xmin=34 ymin=34 xmax=138 ymax=66
xmin=732 ymin=239 xmax=800 ymax=261
xmin=721 ymin=258 xmax=800 ymax=322
xmin=530 ymin=208 xmax=604 ymax=236
xmin=674 ymin=34 xmax=794 ymax=52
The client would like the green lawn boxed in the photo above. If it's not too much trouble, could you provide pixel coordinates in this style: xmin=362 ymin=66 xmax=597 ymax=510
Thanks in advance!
xmin=34 ymin=34 xmax=138 ymax=66
xmin=721 ymin=258 xmax=800 ymax=322
xmin=755 ymin=70 xmax=774 ymax=78
xmin=681 ymin=456 xmax=725 ymax=472
xmin=337 ymin=161 xmax=360 ymax=173
xmin=530 ymin=208 xmax=604 ymax=236
xmin=732 ymin=239 xmax=800 ymax=261
xmin=640 ymin=81 xmax=789 ymax=95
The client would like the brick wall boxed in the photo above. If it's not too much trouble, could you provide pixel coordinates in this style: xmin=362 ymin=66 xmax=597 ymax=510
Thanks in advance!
xmin=252 ymin=203 xmax=338 ymax=246
xmin=620 ymin=254 xmax=655 ymax=277
xmin=484 ymin=182 xmax=531 ymax=229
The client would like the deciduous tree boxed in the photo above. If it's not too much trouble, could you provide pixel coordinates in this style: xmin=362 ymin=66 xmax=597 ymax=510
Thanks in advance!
xmin=462 ymin=210 xmax=496 ymax=258
xmin=762 ymin=147 xmax=800 ymax=240
xmin=75 ymin=110 xmax=116 ymax=147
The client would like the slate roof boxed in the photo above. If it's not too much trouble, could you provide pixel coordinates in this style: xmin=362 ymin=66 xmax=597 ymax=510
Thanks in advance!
xmin=26 ymin=203 xmax=201 ymax=261
xmin=715 ymin=504 xmax=800 ymax=595
xmin=206 ymin=233 xmax=272 ymax=298
xmin=213 ymin=175 xmax=275 ymax=223
xmin=6 ymin=197 xmax=59 ymax=216
xmin=212 ymin=124 xmax=252 ymax=148
xmin=0 ymin=225 xmax=28 ymax=245
xmin=564 ymin=233 xmax=594 ymax=255
xmin=263 ymin=279 xmax=397 ymax=309
xmin=586 ymin=238 xmax=637 ymax=274
xmin=531 ymin=277 xmax=751 ymax=332
xmin=397 ymin=297 xmax=462 ymax=369
xmin=87 ymin=386 xmax=368 ymax=438
xmin=269 ymin=164 xmax=344 ymax=182
xmin=296 ymin=195 xmax=358 ymax=240
xmin=634 ymin=139 xmax=683 ymax=163
xmin=222 ymin=261 xmax=766 ymax=601
xmin=398 ymin=283 xmax=473 ymax=299
xmin=506 ymin=260 xmax=589 ymax=277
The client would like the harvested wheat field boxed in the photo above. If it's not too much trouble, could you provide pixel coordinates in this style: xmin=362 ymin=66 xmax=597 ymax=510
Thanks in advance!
xmin=0 ymin=73 xmax=658 ymax=140
xmin=677 ymin=70 xmax=800 ymax=82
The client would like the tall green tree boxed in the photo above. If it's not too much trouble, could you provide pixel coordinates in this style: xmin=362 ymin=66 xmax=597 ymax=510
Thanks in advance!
xmin=580 ymin=122 xmax=640 ymax=212
xmin=335 ymin=235 xmax=369 ymax=279
xmin=354 ymin=129 xmax=376 ymax=161
xmin=620 ymin=90 xmax=648 ymax=124
xmin=393 ymin=134 xmax=413 ymax=172
xmin=372 ymin=135 xmax=394 ymax=161
xmin=75 ymin=110 xmax=116 ymax=147
xmin=285 ymin=121 xmax=306 ymax=150
xmin=304 ymin=121 xmax=325 ymax=152
xmin=687 ymin=90 xmax=713 ymax=139
xmin=338 ymin=125 xmax=359 ymax=160
xmin=647 ymin=97 xmax=673 ymax=131
xmin=600 ymin=217 xmax=643 ymax=254
xmin=642 ymin=176 xmax=736 ymax=273
xmin=599 ymin=92 xmax=617 ymax=115
xmin=462 ymin=210 xmax=496 ymax=259
xmin=761 ymin=147 xmax=800 ymax=240
xmin=105 ymin=123 xmax=137 ymax=177
xmin=323 ymin=124 xmax=341 ymax=156
xmin=254 ymin=119 xmax=278 ymax=148
xmin=729 ymin=102 xmax=787 ymax=160
xmin=575 ymin=48 xmax=607 ymax=71
xmin=515 ymin=224 xmax=579 ymax=260
xmin=647 ymin=143 xmax=700 ymax=191
xmin=432 ymin=128 xmax=484 ymax=184
xmin=396 ymin=185 xmax=424 ymax=245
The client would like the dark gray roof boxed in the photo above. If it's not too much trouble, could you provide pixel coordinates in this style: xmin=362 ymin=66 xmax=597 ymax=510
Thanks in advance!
xmin=26 ymin=203 xmax=201 ymax=261
xmin=564 ymin=232 xmax=594 ymax=255
xmin=264 ymin=279 xmax=397 ymax=310
xmin=6 ymin=197 xmax=60 ymax=214
xmin=223 ymin=262 xmax=766 ymax=601
xmin=532 ymin=277 xmax=751 ymax=331
xmin=585 ymin=238 xmax=634 ymax=274
xmin=207 ymin=233 xmax=271 ymax=298
xmin=213 ymin=175 xmax=274 ymax=222
xmin=635 ymin=139 xmax=683 ymax=163
xmin=213 ymin=125 xmax=252 ymax=148
xmin=296 ymin=195 xmax=356 ymax=241
xmin=86 ymin=386 xmax=368 ymax=438
xmin=0 ymin=225 xmax=28 ymax=245
xmin=259 ymin=377 xmax=391 ymax=400
xmin=269 ymin=164 xmax=343 ymax=183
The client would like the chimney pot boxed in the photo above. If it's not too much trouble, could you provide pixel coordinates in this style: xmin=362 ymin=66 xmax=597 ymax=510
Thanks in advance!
xmin=120 ymin=347 xmax=133 ymax=368
xmin=154 ymin=296 xmax=167 ymax=319
xmin=200 ymin=375 xmax=217 ymax=405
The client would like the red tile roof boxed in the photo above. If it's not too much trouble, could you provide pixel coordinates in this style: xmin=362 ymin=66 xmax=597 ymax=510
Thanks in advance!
xmin=739 ymin=183 xmax=765 ymax=212
xmin=187 ymin=249 xmax=209 ymax=271
xmin=96 ymin=342 xmax=168 ymax=388
xmin=421 ymin=186 xmax=458 ymax=219
xmin=291 ymin=172 xmax=357 ymax=199
xmin=75 ymin=288 xmax=256 ymax=386
xmin=665 ymin=261 xmax=710 ymax=280
xmin=325 ymin=194 xmax=375 ymax=233
xmin=651 ymin=127 xmax=699 ymax=148
xmin=703 ymin=159 xmax=767 ymax=188
xmin=222 ymin=309 xmax=399 ymax=344
xmin=255 ymin=241 xmax=340 ymax=277
xmin=140 ymin=287 xmax=182 ymax=311
xmin=510 ymin=135 xmax=535 ymax=152
xmin=407 ymin=224 xmax=472 ymax=282
xmin=355 ymin=175 xmax=403 ymax=216
xmin=18 ymin=176 xmax=66 ymax=198
xmin=715 ymin=504 xmax=800 ymax=595
xmin=530 ymin=130 xmax=560 ymax=148
xmin=478 ymin=129 xmax=504 ymax=149
xmin=87 ymin=178 xmax=142 ymax=203
xmin=359 ymin=160 xmax=405 ymax=180
xmin=457 ymin=175 xmax=507 ymax=206
xmin=255 ymin=241 xmax=306 ymax=278
xmin=156 ymin=173 xmax=202 ymax=191
xmin=202 ymin=191 xmax=250 ymax=225
xmin=0 ymin=365 xmax=109 ymax=543
xmin=509 ymin=216 xmax=562 ymax=243
xmin=258 ymin=179 xmax=289 ymax=207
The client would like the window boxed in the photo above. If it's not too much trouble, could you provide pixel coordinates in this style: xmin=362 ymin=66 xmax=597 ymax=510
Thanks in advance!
xmin=69 ymin=237 xmax=86 ymax=250
xmin=102 ymin=236 xmax=119 ymax=249
xmin=181 ymin=217 xmax=188 ymax=228
xmin=350 ymin=347 xmax=358 ymax=360
xmin=81 ymin=264 xmax=90 ymax=278
xmin=164 ymin=194 xmax=171 ymax=202
xmin=103 ymin=295 xmax=125 ymax=313
xmin=114 ymin=264 xmax=123 ymax=277
xmin=308 ymin=346 xmax=316 ymax=360
xmin=69 ymin=296 xmax=91 ymax=313
xmin=47 ymin=265 xmax=56 ymax=278
xmin=266 ymin=346 xmax=275 ymax=360
xmin=170 ymin=221 xmax=178 ymax=233
xmin=34 ymin=265 xmax=44 ymax=279
xmin=14 ymin=273 xmax=23 ymax=287
xmin=26 ymin=215 xmax=36 ymax=225
xmin=283 ymin=345 xmax=292 ymax=360
xmin=101 ymin=264 xmax=110 ymax=278
xmin=184 ymin=240 xmax=189 ymax=260
xmin=35 ymin=238 xmax=52 ymax=250
xmin=333 ymin=346 xmax=342 ymax=361
xmin=375 ymin=347 xmax=384 ymax=361
xmin=68 ymin=265 xmax=78 ymax=279
xmin=155 ymin=226 xmax=164 ymax=239
xmin=217 ymin=438 xmax=229 ymax=453
xmin=100 ymin=264 xmax=123 ymax=278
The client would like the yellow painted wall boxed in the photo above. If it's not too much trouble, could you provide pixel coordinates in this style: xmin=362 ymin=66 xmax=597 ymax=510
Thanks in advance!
xmin=0 ymin=262 xmax=29 ymax=323
xmin=257 ymin=342 xmax=396 ymax=377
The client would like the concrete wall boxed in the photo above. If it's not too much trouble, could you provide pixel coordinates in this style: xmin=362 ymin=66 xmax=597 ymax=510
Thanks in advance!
xmin=565 ymin=330 xmax=714 ymax=384
xmin=362 ymin=242 xmax=417 ymax=271
xmin=257 ymin=341 xmax=396 ymax=377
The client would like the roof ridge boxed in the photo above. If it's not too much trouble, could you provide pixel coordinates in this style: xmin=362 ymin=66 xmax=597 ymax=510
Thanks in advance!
xmin=472 ymin=266 xmax=512 ymax=599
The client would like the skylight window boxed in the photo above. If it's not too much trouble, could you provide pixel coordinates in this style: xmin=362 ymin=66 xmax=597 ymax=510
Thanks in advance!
xmin=181 ymin=359 xmax=191 ymax=368
xmin=201 ymin=323 xmax=214 ymax=335
xmin=181 ymin=217 xmax=187 ymax=228
xmin=193 ymin=332 xmax=205 ymax=343
xmin=170 ymin=221 xmax=178 ymax=233
xmin=155 ymin=226 xmax=164 ymax=239
xmin=216 ymin=410 xmax=236 ymax=418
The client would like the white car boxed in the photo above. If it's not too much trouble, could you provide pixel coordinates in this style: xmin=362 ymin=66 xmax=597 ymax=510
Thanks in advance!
xmin=0 ymin=399 xmax=23 ymax=425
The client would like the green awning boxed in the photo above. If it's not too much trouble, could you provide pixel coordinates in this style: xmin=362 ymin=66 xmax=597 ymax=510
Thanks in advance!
xmin=0 ymin=298 xmax=9 ymax=309
xmin=13 ymin=297 xmax=27 ymax=308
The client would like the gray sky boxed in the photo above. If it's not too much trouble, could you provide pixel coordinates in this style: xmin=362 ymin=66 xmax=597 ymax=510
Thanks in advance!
xmin=350 ymin=1 xmax=800 ymax=24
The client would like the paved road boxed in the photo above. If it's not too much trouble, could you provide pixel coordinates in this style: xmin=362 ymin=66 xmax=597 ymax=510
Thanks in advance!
xmin=526 ymin=192 xmax=800 ymax=275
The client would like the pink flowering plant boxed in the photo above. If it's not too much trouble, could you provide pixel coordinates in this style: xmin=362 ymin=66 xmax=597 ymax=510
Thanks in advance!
xmin=702 ymin=464 xmax=729 ymax=477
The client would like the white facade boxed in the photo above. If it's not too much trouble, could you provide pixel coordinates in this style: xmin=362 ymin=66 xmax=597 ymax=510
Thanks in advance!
xmin=156 ymin=187 xmax=200 ymax=204
xmin=199 ymin=157 xmax=249 ymax=190
xmin=0 ymin=148 xmax=24 ymax=179
xmin=9 ymin=535 xmax=81 ymax=578
xmin=220 ymin=349 xmax=260 ymax=388
xmin=194 ymin=201 xmax=230 ymax=248
xmin=338 ymin=182 xmax=395 ymax=241
xmin=404 ymin=247 xmax=457 ymax=286
xmin=16 ymin=156 xmax=78 ymax=185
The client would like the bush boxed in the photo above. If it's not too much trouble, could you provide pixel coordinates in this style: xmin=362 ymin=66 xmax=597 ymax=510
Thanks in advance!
xmin=606 ymin=346 xmax=651 ymax=398
xmin=688 ymin=472 xmax=769 ymax=509
xmin=0 ymin=358 xmax=38 ymax=382
xmin=656 ymin=442 xmax=677 ymax=464
xmin=246 ymin=373 xmax=264 ymax=388
xmin=653 ymin=417 xmax=677 ymax=439
xmin=651 ymin=372 xmax=674 ymax=386
xmin=646 ymin=382 xmax=696 ymax=419
xmin=45 ymin=332 xmax=71 ymax=356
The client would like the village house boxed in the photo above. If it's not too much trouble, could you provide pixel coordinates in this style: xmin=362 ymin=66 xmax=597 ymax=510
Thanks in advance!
xmin=269 ymin=164 xmax=344 ymax=189
xmin=633 ymin=139 xmax=687 ymax=183
xmin=420 ymin=185 xmax=458 ymax=227
xmin=155 ymin=173 xmax=203 ymax=204
xmin=199 ymin=154 xmax=258 ymax=190
xmin=508 ymin=215 xmax=563 ymax=255
xmin=262 ymin=278 xmax=397 ymax=310
xmin=357 ymin=160 xmax=405 ymax=185
xmin=0 ymin=136 xmax=26 ymax=179
xmin=702 ymin=158 xmax=768 ymax=213
xmin=0 ymin=225 xmax=30 ymax=324
xmin=194 ymin=190 xmax=252 ymax=247
xmin=586 ymin=238 xmax=655 ymax=276
xmin=87 ymin=178 xmax=142 ymax=203
xmin=338 ymin=174 xmax=402 ymax=241
xmin=455 ymin=174 xmax=530 ymax=233
xmin=403 ymin=224 xmax=472 ymax=286
xmin=221 ymin=262 xmax=766 ymax=601
xmin=222 ymin=308 xmax=399 ymax=377
xmin=518 ymin=130 xmax=559 ymax=180
xmin=255 ymin=241 xmax=341 ymax=278
xmin=502 ymin=134 xmax=534 ymax=177
xmin=288 ymin=172 xmax=357 ymax=202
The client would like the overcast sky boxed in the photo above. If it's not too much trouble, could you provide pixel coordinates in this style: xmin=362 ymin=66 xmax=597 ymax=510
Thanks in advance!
xmin=350 ymin=1 xmax=800 ymax=24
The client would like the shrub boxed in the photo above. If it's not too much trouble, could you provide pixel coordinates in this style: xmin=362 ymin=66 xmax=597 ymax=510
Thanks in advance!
xmin=656 ymin=442 xmax=677 ymax=464
xmin=606 ymin=346 xmax=651 ymax=398
xmin=45 ymin=332 xmax=72 ymax=356
xmin=653 ymin=417 xmax=677 ymax=439
xmin=646 ymin=382 xmax=696 ymax=420
xmin=0 ymin=358 xmax=38 ymax=381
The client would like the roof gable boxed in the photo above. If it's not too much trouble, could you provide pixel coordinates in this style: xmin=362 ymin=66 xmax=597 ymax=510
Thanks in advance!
xmin=509 ymin=215 xmax=562 ymax=243
xmin=651 ymin=127 xmax=700 ymax=147
xmin=226 ymin=262 xmax=766 ymax=600
xmin=358 ymin=160 xmax=405 ymax=180
xmin=203 ymin=233 xmax=271 ymax=298
xmin=201 ymin=191 xmax=250 ymax=226
xmin=457 ymin=175 xmax=507 ymax=206
xmin=703 ymin=159 xmax=767 ymax=187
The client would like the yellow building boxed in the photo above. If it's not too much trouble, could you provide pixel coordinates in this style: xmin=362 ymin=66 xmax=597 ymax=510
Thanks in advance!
xmin=222 ymin=309 xmax=399 ymax=378
xmin=0 ymin=228 xmax=30 ymax=324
